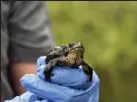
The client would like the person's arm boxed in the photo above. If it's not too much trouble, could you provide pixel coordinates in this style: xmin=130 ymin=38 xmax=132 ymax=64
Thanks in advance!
xmin=8 ymin=1 xmax=55 ymax=95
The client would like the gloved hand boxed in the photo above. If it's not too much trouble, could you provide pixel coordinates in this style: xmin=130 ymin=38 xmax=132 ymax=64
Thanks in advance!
xmin=5 ymin=56 xmax=100 ymax=102
xmin=22 ymin=56 xmax=100 ymax=102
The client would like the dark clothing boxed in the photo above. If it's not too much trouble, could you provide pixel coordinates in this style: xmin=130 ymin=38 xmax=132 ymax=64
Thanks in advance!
xmin=1 ymin=1 xmax=55 ymax=101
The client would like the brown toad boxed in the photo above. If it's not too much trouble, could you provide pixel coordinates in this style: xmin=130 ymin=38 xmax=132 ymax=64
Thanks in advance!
xmin=44 ymin=42 xmax=93 ymax=82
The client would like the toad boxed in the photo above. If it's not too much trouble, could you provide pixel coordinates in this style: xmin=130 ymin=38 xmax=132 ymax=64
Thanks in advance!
xmin=44 ymin=42 xmax=93 ymax=82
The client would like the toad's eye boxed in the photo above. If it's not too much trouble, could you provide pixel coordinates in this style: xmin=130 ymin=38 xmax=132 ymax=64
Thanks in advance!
xmin=72 ymin=60 xmax=75 ymax=64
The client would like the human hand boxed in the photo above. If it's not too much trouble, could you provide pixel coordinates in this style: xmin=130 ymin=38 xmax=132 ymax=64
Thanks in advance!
xmin=21 ymin=56 xmax=100 ymax=102
xmin=5 ymin=56 xmax=100 ymax=102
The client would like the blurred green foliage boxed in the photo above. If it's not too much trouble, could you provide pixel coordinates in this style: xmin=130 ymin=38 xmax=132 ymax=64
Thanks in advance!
xmin=47 ymin=1 xmax=137 ymax=102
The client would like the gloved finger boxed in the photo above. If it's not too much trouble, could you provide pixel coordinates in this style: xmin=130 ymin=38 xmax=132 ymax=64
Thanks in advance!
xmin=37 ymin=56 xmax=48 ymax=81
xmin=4 ymin=91 xmax=38 ymax=102
xmin=20 ymin=74 xmax=81 ymax=102
xmin=37 ymin=56 xmax=46 ymax=68
xmin=19 ymin=91 xmax=38 ymax=102
xmin=37 ymin=56 xmax=47 ymax=80
xmin=37 ymin=65 xmax=46 ymax=80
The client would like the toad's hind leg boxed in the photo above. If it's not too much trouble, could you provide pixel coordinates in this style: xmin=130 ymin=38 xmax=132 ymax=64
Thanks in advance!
xmin=81 ymin=61 xmax=93 ymax=82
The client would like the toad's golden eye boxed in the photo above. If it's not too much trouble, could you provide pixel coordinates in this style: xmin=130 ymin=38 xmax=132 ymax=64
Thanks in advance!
xmin=71 ymin=60 xmax=75 ymax=64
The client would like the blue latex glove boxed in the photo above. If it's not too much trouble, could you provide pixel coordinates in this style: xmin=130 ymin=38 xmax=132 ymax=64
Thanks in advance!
xmin=5 ymin=56 xmax=100 ymax=102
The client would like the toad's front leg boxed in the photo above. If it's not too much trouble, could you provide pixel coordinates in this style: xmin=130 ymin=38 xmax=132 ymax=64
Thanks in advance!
xmin=44 ymin=56 xmax=67 ymax=81
xmin=44 ymin=60 xmax=57 ymax=81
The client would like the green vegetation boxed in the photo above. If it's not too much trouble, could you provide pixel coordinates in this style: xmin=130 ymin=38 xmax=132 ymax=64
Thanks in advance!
xmin=47 ymin=2 xmax=137 ymax=102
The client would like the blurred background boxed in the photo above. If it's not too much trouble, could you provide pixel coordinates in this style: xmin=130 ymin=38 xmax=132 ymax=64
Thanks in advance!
xmin=47 ymin=1 xmax=137 ymax=102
